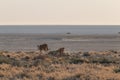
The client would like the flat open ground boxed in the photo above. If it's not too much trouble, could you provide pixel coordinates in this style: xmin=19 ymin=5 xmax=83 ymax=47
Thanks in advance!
xmin=0 ymin=33 xmax=119 ymax=51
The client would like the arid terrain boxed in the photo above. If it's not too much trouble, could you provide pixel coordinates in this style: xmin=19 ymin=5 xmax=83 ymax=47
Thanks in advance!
xmin=0 ymin=34 xmax=119 ymax=80
xmin=0 ymin=49 xmax=120 ymax=80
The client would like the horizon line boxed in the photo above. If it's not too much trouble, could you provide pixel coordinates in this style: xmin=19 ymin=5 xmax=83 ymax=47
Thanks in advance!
xmin=0 ymin=24 xmax=120 ymax=26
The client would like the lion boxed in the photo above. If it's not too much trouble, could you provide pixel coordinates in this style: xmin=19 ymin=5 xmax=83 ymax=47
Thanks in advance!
xmin=56 ymin=47 xmax=65 ymax=56
xmin=37 ymin=43 xmax=49 ymax=53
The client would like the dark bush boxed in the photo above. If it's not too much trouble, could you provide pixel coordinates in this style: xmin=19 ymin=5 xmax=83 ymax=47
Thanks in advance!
xmin=83 ymin=52 xmax=91 ymax=57
xmin=0 ymin=55 xmax=12 ymax=64
xmin=70 ymin=58 xmax=84 ymax=64
xmin=99 ymin=58 xmax=113 ymax=64
xmin=47 ymin=77 xmax=55 ymax=80
xmin=114 ymin=68 xmax=120 ymax=73
xmin=89 ymin=56 xmax=115 ymax=64
xmin=15 ymin=73 xmax=30 ymax=79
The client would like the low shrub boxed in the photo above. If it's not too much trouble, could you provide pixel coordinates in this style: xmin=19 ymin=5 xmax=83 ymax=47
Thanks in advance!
xmin=114 ymin=68 xmax=120 ymax=73
xmin=83 ymin=52 xmax=91 ymax=57
xmin=70 ymin=58 xmax=85 ymax=64
xmin=0 ymin=55 xmax=12 ymax=64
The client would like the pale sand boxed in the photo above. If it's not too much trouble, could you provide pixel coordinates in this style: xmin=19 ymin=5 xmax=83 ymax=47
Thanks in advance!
xmin=0 ymin=33 xmax=119 ymax=51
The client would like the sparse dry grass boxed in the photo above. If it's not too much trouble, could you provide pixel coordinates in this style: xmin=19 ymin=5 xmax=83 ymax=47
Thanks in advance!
xmin=0 ymin=50 xmax=120 ymax=80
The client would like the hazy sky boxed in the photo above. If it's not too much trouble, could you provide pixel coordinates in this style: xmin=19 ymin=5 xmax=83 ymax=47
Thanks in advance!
xmin=0 ymin=0 xmax=120 ymax=25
